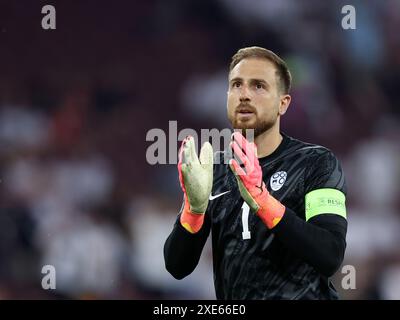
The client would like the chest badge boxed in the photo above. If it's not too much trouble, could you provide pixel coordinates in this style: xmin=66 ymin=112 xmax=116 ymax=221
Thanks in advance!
xmin=270 ymin=171 xmax=287 ymax=191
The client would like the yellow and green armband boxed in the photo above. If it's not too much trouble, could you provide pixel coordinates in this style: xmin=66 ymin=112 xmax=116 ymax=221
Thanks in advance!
xmin=305 ymin=188 xmax=347 ymax=221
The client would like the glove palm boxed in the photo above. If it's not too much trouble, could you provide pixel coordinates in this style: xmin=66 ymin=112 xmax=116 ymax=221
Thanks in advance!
xmin=178 ymin=136 xmax=213 ymax=214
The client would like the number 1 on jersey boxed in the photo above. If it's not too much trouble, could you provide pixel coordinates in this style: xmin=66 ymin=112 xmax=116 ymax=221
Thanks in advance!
xmin=241 ymin=202 xmax=251 ymax=240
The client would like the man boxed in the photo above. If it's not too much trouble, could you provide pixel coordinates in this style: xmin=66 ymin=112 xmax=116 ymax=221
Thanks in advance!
xmin=164 ymin=46 xmax=347 ymax=300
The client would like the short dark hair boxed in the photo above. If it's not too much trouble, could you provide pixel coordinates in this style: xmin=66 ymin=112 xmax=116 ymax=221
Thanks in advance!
xmin=229 ymin=46 xmax=292 ymax=94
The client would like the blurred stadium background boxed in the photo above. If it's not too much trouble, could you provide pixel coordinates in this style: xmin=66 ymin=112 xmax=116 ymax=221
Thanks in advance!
xmin=0 ymin=0 xmax=399 ymax=299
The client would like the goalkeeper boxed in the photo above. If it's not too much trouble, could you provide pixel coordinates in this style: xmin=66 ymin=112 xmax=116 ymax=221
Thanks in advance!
xmin=164 ymin=47 xmax=348 ymax=300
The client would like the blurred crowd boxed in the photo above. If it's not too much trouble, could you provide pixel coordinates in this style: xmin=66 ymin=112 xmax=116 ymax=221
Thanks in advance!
xmin=0 ymin=0 xmax=399 ymax=299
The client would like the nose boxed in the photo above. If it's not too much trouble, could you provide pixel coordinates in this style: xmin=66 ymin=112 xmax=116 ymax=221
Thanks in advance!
xmin=239 ymin=85 xmax=251 ymax=102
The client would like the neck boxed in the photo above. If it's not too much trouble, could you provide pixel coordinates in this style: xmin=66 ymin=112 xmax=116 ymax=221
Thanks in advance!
xmin=254 ymin=122 xmax=282 ymax=158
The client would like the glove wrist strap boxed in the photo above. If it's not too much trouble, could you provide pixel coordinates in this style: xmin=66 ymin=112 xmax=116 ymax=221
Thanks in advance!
xmin=180 ymin=199 xmax=205 ymax=233
xmin=257 ymin=192 xmax=286 ymax=229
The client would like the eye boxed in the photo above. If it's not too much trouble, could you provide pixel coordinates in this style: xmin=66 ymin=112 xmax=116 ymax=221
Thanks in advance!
xmin=256 ymin=83 xmax=264 ymax=89
xmin=233 ymin=82 xmax=241 ymax=88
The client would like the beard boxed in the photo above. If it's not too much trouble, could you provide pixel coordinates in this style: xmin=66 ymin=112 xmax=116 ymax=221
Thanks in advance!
xmin=228 ymin=109 xmax=277 ymax=138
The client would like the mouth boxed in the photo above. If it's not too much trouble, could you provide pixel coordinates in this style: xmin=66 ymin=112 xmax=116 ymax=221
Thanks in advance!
xmin=237 ymin=110 xmax=254 ymax=114
xmin=236 ymin=107 xmax=256 ymax=118
xmin=236 ymin=104 xmax=256 ymax=113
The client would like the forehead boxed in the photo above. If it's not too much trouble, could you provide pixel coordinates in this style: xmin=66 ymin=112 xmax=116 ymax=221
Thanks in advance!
xmin=229 ymin=58 xmax=277 ymax=83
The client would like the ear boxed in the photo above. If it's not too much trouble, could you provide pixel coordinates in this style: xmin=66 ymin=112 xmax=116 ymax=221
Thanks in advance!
xmin=278 ymin=94 xmax=291 ymax=116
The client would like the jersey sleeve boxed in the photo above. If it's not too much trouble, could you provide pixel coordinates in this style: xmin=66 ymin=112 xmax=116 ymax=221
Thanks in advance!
xmin=273 ymin=149 xmax=348 ymax=277
xmin=164 ymin=202 xmax=211 ymax=279
xmin=304 ymin=150 xmax=347 ymax=222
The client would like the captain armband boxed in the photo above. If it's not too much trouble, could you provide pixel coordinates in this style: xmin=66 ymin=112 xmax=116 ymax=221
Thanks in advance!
xmin=305 ymin=188 xmax=347 ymax=221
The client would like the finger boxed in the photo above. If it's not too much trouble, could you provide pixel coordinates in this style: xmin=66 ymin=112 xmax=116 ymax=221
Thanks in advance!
xmin=229 ymin=159 xmax=247 ymax=177
xmin=182 ymin=136 xmax=196 ymax=165
xmin=178 ymin=137 xmax=189 ymax=188
xmin=232 ymin=131 xmax=246 ymax=148
xmin=230 ymin=140 xmax=248 ymax=165
xmin=232 ymin=132 xmax=258 ymax=166
xmin=178 ymin=141 xmax=188 ymax=191
xmin=178 ymin=135 xmax=191 ymax=165
xmin=246 ymin=142 xmax=257 ymax=164
xmin=199 ymin=142 xmax=213 ymax=168
xmin=232 ymin=131 xmax=249 ymax=150
xmin=232 ymin=131 xmax=253 ymax=159
xmin=252 ymin=142 xmax=258 ymax=159
xmin=187 ymin=136 xmax=200 ymax=165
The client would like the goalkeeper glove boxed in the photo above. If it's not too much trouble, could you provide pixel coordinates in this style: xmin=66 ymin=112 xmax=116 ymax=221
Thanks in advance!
xmin=178 ymin=136 xmax=213 ymax=233
xmin=229 ymin=132 xmax=285 ymax=229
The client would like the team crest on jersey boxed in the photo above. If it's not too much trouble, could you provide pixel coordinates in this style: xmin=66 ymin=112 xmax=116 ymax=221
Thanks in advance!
xmin=270 ymin=171 xmax=287 ymax=191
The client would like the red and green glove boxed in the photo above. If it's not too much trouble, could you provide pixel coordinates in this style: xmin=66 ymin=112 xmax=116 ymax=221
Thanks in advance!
xmin=229 ymin=132 xmax=286 ymax=229
xmin=178 ymin=136 xmax=213 ymax=233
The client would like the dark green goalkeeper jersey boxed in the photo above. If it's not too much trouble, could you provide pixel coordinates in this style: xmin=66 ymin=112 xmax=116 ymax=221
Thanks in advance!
xmin=164 ymin=133 xmax=348 ymax=300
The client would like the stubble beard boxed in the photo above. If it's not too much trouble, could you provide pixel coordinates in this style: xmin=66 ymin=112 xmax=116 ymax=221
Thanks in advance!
xmin=229 ymin=113 xmax=277 ymax=138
